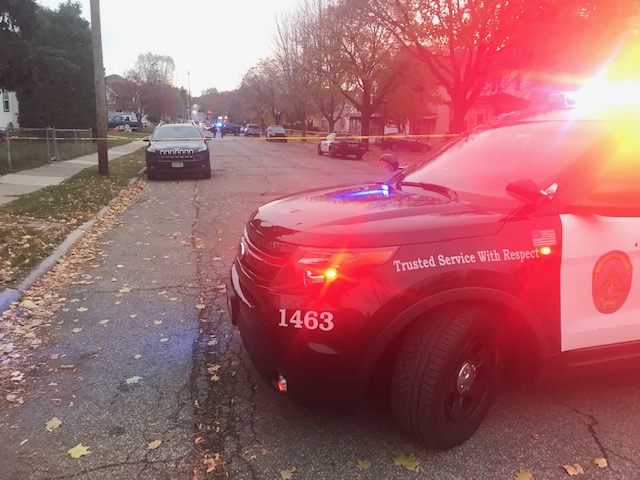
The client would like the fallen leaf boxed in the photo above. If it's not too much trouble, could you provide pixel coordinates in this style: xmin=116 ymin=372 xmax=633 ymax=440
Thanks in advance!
xmin=133 ymin=354 xmax=142 ymax=360
xmin=68 ymin=443 xmax=91 ymax=458
xmin=207 ymin=365 xmax=221 ymax=374
xmin=515 ymin=470 xmax=533 ymax=480
xmin=562 ymin=464 xmax=584 ymax=476
xmin=154 ymin=320 xmax=163 ymax=325
xmin=119 ymin=285 xmax=131 ymax=293
xmin=130 ymin=314 xmax=137 ymax=318
xmin=71 ymin=328 xmax=83 ymax=333
xmin=148 ymin=439 xmax=162 ymax=449
xmin=169 ymin=297 xmax=178 ymax=301
xmin=195 ymin=304 xmax=206 ymax=310
xmin=6 ymin=394 xmax=24 ymax=404
xmin=19 ymin=439 xmax=28 ymax=446
xmin=357 ymin=459 xmax=371 ymax=470
xmin=211 ymin=375 xmax=220 ymax=382
xmin=99 ymin=320 xmax=109 ymax=325
xmin=594 ymin=458 xmax=608 ymax=468
xmin=393 ymin=453 xmax=421 ymax=472
xmin=126 ymin=376 xmax=143 ymax=384
xmin=280 ymin=467 xmax=296 ymax=479
xmin=204 ymin=453 xmax=221 ymax=473
xmin=45 ymin=417 xmax=62 ymax=432
xmin=77 ymin=307 xmax=88 ymax=312
xmin=160 ymin=338 xmax=169 ymax=342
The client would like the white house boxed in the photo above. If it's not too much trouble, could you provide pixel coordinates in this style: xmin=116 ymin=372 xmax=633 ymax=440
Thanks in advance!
xmin=1 ymin=90 xmax=19 ymax=129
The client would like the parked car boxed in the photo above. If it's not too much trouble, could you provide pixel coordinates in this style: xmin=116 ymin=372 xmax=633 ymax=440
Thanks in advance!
xmin=221 ymin=122 xmax=242 ymax=136
xmin=244 ymin=124 xmax=261 ymax=137
xmin=317 ymin=132 xmax=367 ymax=159
xmin=266 ymin=125 xmax=288 ymax=142
xmin=227 ymin=101 xmax=640 ymax=450
xmin=144 ymin=123 xmax=212 ymax=180
xmin=377 ymin=134 xmax=432 ymax=153
xmin=108 ymin=114 xmax=138 ymax=131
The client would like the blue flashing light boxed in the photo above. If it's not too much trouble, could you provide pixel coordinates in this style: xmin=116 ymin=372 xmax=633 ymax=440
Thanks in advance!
xmin=334 ymin=187 xmax=390 ymax=199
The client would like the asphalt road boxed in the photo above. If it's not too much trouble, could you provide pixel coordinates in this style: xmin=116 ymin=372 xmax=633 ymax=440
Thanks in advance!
xmin=1 ymin=136 xmax=640 ymax=479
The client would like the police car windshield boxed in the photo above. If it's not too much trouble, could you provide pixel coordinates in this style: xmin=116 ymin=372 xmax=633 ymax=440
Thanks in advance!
xmin=399 ymin=119 xmax=603 ymax=211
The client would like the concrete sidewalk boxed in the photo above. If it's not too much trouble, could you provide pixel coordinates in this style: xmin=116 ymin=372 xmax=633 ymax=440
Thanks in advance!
xmin=0 ymin=140 xmax=146 ymax=311
xmin=0 ymin=140 xmax=145 ymax=205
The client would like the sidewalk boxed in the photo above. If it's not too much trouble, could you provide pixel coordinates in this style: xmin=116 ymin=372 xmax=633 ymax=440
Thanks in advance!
xmin=0 ymin=140 xmax=145 ymax=205
xmin=0 ymin=140 xmax=146 ymax=311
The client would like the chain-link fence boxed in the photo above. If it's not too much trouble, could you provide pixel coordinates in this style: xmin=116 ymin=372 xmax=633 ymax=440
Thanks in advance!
xmin=0 ymin=127 xmax=95 ymax=175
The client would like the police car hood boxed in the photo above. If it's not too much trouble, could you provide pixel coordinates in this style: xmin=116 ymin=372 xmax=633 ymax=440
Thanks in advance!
xmin=251 ymin=183 xmax=505 ymax=248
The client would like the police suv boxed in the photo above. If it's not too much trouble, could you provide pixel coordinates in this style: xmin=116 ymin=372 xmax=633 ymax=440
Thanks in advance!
xmin=227 ymin=103 xmax=640 ymax=449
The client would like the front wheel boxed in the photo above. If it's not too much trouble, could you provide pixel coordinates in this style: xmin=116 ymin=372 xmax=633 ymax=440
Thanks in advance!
xmin=329 ymin=147 xmax=337 ymax=158
xmin=317 ymin=145 xmax=323 ymax=155
xmin=390 ymin=306 xmax=501 ymax=450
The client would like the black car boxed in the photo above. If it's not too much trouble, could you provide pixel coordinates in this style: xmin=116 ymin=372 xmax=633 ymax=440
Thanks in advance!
xmin=144 ymin=123 xmax=212 ymax=180
xmin=377 ymin=134 xmax=432 ymax=152
xmin=227 ymin=103 xmax=640 ymax=449
xmin=221 ymin=122 xmax=242 ymax=136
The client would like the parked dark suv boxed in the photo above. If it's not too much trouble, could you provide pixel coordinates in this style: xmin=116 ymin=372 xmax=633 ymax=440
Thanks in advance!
xmin=144 ymin=123 xmax=212 ymax=180
xmin=221 ymin=122 xmax=242 ymax=136
xmin=228 ymin=103 xmax=640 ymax=449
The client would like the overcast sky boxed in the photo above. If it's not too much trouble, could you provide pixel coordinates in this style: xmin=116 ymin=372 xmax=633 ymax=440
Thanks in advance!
xmin=37 ymin=0 xmax=302 ymax=96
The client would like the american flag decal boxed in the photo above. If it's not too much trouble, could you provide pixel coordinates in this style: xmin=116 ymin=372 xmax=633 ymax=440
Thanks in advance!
xmin=532 ymin=229 xmax=556 ymax=247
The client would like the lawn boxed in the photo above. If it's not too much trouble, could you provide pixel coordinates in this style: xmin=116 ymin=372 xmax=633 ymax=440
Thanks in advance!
xmin=0 ymin=149 xmax=146 ymax=288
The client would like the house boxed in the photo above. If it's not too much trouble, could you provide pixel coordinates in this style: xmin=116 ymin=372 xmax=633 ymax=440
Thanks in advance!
xmin=1 ymin=90 xmax=20 ymax=129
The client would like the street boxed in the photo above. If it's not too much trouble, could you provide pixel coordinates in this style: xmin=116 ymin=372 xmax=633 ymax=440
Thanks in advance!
xmin=2 ymin=136 xmax=640 ymax=479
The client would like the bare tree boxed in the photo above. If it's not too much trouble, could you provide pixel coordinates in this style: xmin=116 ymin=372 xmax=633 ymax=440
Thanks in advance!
xmin=354 ymin=0 xmax=639 ymax=133
xmin=295 ymin=0 xmax=351 ymax=132
xmin=240 ymin=58 xmax=286 ymax=126
xmin=274 ymin=8 xmax=315 ymax=136
xmin=328 ymin=1 xmax=403 ymax=146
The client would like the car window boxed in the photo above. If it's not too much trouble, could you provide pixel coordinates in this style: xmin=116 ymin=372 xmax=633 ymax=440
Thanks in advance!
xmin=399 ymin=120 xmax=604 ymax=211
xmin=152 ymin=126 xmax=202 ymax=139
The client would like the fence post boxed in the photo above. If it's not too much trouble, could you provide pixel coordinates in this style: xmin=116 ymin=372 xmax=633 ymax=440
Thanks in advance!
xmin=46 ymin=127 xmax=51 ymax=163
xmin=5 ymin=126 xmax=12 ymax=171
xmin=53 ymin=127 xmax=59 ymax=161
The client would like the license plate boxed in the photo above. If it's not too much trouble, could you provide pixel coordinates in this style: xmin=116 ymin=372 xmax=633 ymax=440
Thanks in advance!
xmin=171 ymin=161 xmax=184 ymax=168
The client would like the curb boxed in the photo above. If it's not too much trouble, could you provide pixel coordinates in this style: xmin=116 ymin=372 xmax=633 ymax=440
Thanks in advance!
xmin=0 ymin=173 xmax=144 ymax=315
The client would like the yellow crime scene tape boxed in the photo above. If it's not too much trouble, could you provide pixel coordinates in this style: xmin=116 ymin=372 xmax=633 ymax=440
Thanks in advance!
xmin=5 ymin=133 xmax=459 ymax=142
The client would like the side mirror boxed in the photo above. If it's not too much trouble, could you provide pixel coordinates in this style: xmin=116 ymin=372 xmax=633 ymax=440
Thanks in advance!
xmin=506 ymin=178 xmax=543 ymax=205
xmin=379 ymin=153 xmax=401 ymax=172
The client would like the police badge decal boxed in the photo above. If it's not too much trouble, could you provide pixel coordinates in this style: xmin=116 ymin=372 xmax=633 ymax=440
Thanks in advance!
xmin=592 ymin=250 xmax=633 ymax=314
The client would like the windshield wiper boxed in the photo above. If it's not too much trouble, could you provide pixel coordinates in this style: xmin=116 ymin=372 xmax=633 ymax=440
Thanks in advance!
xmin=395 ymin=181 xmax=459 ymax=202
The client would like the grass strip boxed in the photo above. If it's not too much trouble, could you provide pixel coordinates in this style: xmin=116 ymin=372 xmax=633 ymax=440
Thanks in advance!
xmin=0 ymin=149 xmax=145 ymax=288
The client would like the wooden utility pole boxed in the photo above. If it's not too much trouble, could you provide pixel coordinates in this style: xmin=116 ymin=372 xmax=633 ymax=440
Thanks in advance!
xmin=90 ymin=0 xmax=109 ymax=175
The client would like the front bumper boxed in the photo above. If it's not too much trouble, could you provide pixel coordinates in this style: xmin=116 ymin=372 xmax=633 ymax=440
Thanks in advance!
xmin=227 ymin=262 xmax=367 ymax=407
xmin=146 ymin=158 xmax=209 ymax=174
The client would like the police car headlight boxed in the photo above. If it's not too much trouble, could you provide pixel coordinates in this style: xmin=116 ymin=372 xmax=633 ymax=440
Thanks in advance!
xmin=293 ymin=247 xmax=397 ymax=286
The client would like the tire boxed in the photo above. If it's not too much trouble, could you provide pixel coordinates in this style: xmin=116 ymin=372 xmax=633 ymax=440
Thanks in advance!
xmin=202 ymin=165 xmax=212 ymax=179
xmin=390 ymin=306 xmax=501 ymax=450
xmin=329 ymin=147 xmax=337 ymax=158
xmin=355 ymin=154 xmax=363 ymax=160
xmin=317 ymin=145 xmax=323 ymax=155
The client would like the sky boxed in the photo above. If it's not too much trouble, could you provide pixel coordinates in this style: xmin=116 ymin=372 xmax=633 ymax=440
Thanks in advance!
xmin=37 ymin=0 xmax=302 ymax=96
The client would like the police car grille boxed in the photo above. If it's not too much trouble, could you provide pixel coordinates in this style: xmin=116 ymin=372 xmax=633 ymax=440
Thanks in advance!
xmin=240 ymin=225 xmax=296 ymax=286
xmin=159 ymin=149 xmax=195 ymax=159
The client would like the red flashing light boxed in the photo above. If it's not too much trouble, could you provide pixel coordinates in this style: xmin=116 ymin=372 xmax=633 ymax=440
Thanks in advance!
xmin=276 ymin=375 xmax=287 ymax=392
